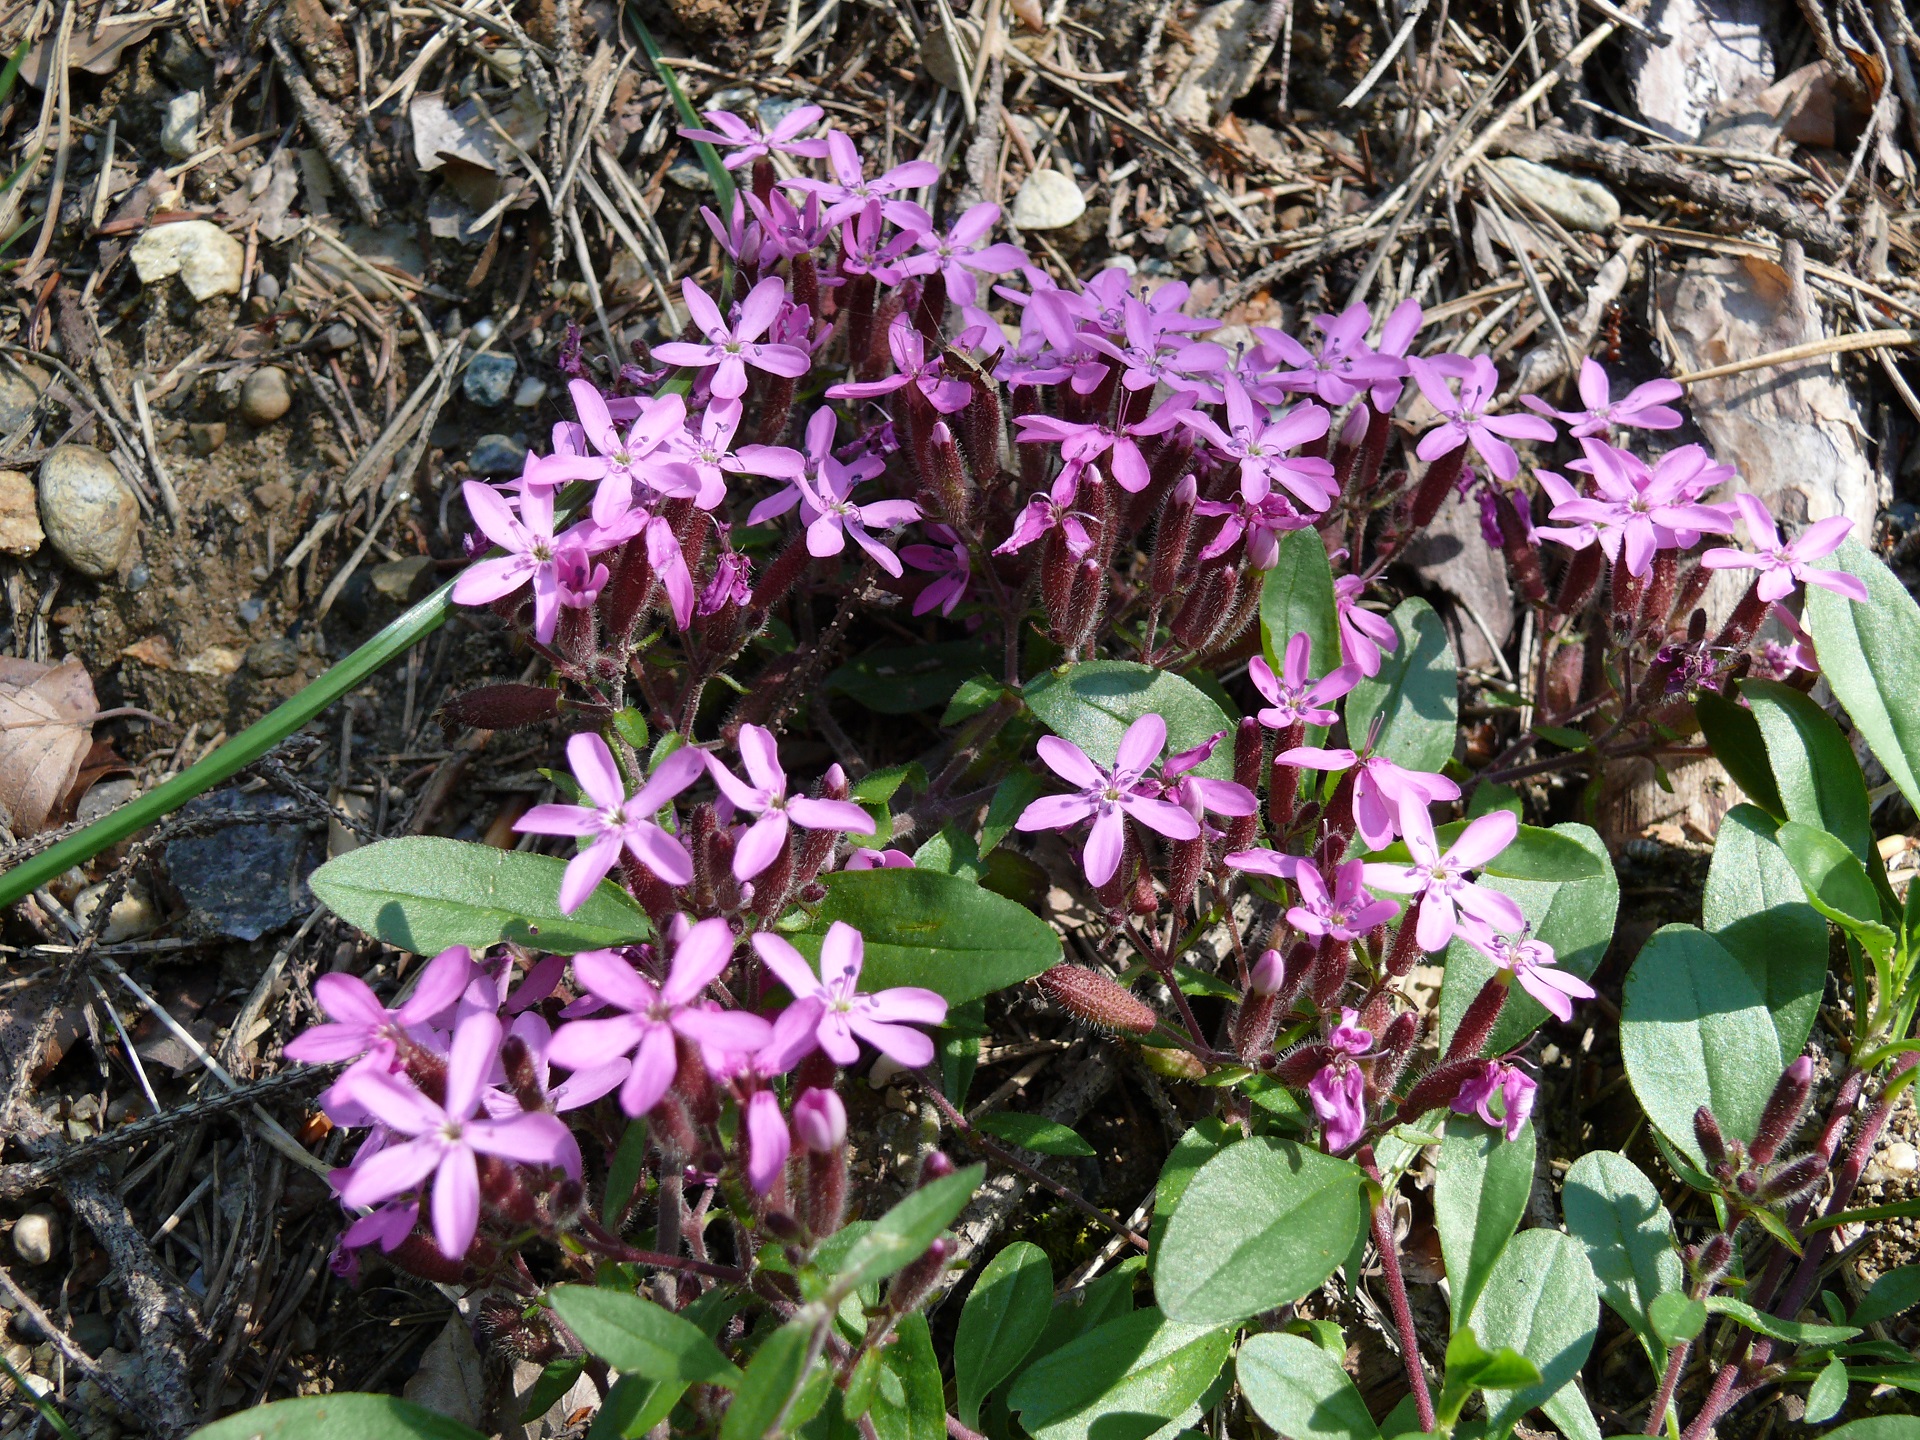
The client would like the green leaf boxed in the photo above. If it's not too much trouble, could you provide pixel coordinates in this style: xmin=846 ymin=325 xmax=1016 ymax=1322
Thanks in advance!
xmin=1806 ymin=1356 xmax=1850 ymax=1424
xmin=1704 ymin=1296 xmax=1859 ymax=1346
xmin=1561 ymin=1151 xmax=1685 ymax=1359
xmin=1434 ymin=1327 xmax=1542 ymax=1430
xmin=1345 ymin=598 xmax=1457 ymax=773
xmin=1542 ymin=1382 xmax=1604 ymax=1440
xmin=1803 ymin=537 xmax=1920 ymax=814
xmin=588 ymin=1372 xmax=683 ymax=1439
xmin=956 ymin=1243 xmax=1054 ymax=1428
xmin=604 ymin=1120 xmax=649 ymax=1226
xmin=1438 ymin=823 xmax=1618 ymax=1055
xmin=1648 ymin=1292 xmax=1706 ymax=1346
xmin=1024 ymin=1257 xmax=1145 ymax=1375
xmin=1153 ymin=1136 xmax=1369 ymax=1326
xmin=1150 ymin=1120 xmax=1235 ymax=1252
xmin=1696 ymin=686 xmax=1786 ymax=819
xmin=1007 ymin=1308 xmax=1232 ymax=1440
xmin=189 ymin=1396 xmax=486 ymax=1440
xmin=828 ymin=1165 xmax=982 ymax=1297
xmin=609 ymin=707 xmax=650 ymax=753
xmin=1434 ymin=1115 xmax=1535 ymax=1323
xmin=519 ymin=1358 xmax=586 ymax=1425
xmin=1236 ymin=1332 xmax=1381 ymax=1440
xmin=1620 ymin=924 xmax=1789 ymax=1166
xmin=829 ymin=642 xmax=997 ymax=714
xmin=974 ymin=1112 xmax=1096 ymax=1157
xmin=1025 ymin=661 xmax=1236 ymax=780
xmin=1532 ymin=724 xmax=1593 ymax=752
xmin=1776 ymin=820 xmax=1895 ymax=962
xmin=943 ymin=675 xmax=1009 ymax=726
xmin=1466 ymin=1229 xmax=1599 ymax=1436
xmin=865 ymin=1313 xmax=944 ymax=1440
xmin=1853 ymin=1265 xmax=1920 ymax=1327
xmin=1259 ymin=529 xmax=1343 ymax=681
xmin=1818 ymin=1420 xmax=1920 ymax=1440
xmin=1744 ymin=679 xmax=1876 ymax=869
xmin=549 ymin=1286 xmax=741 ymax=1387
xmin=1702 ymin=805 xmax=1830 ymax=1062
xmin=721 ymin=1316 xmax=819 ymax=1440
xmin=788 ymin=870 xmax=1060 ymax=1005
xmin=981 ymin=771 xmax=1047 ymax=857
xmin=309 ymin=836 xmax=651 ymax=955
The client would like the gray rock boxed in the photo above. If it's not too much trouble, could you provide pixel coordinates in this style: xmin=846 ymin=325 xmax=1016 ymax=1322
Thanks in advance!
xmin=160 ymin=92 xmax=204 ymax=160
xmin=1164 ymin=223 xmax=1202 ymax=256
xmin=11 ymin=1207 xmax=59 ymax=1266
xmin=1011 ymin=169 xmax=1086 ymax=231
xmin=923 ymin=15 xmax=981 ymax=91
xmin=237 ymin=597 xmax=264 ymax=624
xmin=0 ymin=468 xmax=41 ymax=556
xmin=318 ymin=321 xmax=357 ymax=351
xmin=370 ymin=555 xmax=434 ymax=602
xmin=164 ymin=789 xmax=316 ymax=941
xmin=130 ymin=219 xmax=243 ymax=301
xmin=470 ymin=433 xmax=527 ymax=475
xmin=1488 ymin=157 xmax=1621 ymax=233
xmin=188 ymin=421 xmax=226 ymax=455
xmin=158 ymin=29 xmax=212 ymax=89
xmin=512 ymin=376 xmax=548 ymax=408
xmin=0 ymin=368 xmax=42 ymax=431
xmin=665 ymin=156 xmax=714 ymax=192
xmin=254 ymin=271 xmax=281 ymax=304
xmin=37 ymin=445 xmax=137 ymax=579
xmin=76 ymin=777 xmax=137 ymax=825
xmin=245 ymin=637 xmax=299 ymax=677
xmin=240 ymin=366 xmax=291 ymax=425
xmin=464 ymin=352 xmax=516 ymax=408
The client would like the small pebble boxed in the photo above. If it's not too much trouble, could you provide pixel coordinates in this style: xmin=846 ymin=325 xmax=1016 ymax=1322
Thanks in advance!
xmin=1487 ymin=157 xmax=1621 ymax=233
xmin=237 ymin=597 xmax=264 ymax=624
xmin=159 ymin=92 xmax=204 ymax=160
xmin=188 ymin=421 xmax=226 ymax=456
xmin=319 ymin=321 xmax=356 ymax=351
xmin=38 ymin=445 xmax=138 ymax=579
xmin=239 ymin=366 xmax=291 ymax=426
xmin=1866 ymin=1140 xmax=1920 ymax=1185
xmin=254 ymin=272 xmax=281 ymax=304
xmin=665 ymin=156 xmax=714 ymax=193
xmin=469 ymin=315 xmax=496 ymax=341
xmin=370 ymin=556 xmax=435 ymax=602
xmin=1011 ymin=168 xmax=1086 ymax=231
xmin=11 ymin=1206 xmax=60 ymax=1266
xmin=1163 ymin=223 xmax=1201 ymax=257
xmin=511 ymin=376 xmax=548 ymax=408
xmin=245 ymin=636 xmax=299 ymax=677
xmin=469 ymin=433 xmax=528 ymax=475
xmin=464 ymin=352 xmax=515 ymax=407
xmin=0 ymin=468 xmax=42 ymax=556
xmin=129 ymin=219 xmax=243 ymax=301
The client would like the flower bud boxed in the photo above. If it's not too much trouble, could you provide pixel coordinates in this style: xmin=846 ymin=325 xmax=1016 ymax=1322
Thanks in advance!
xmin=913 ymin=271 xmax=947 ymax=341
xmin=1041 ymin=526 xmax=1078 ymax=643
xmin=920 ymin=1150 xmax=956 ymax=1184
xmin=1690 ymin=1232 xmax=1733 ymax=1287
xmin=960 ymin=369 xmax=1001 ymax=482
xmin=763 ymin=1209 xmax=804 ymax=1241
xmin=749 ymin=533 xmax=813 ymax=614
xmin=1671 ymin=560 xmax=1712 ymax=630
xmin=1310 ymin=935 xmax=1353 ymax=1011
xmin=1250 ymin=947 xmax=1288 ymax=997
xmin=1693 ymin=1106 xmax=1729 ymax=1172
xmin=437 ymin=683 xmax=560 ymax=737
xmin=1549 ymin=543 xmax=1603 ymax=628
xmin=1609 ymin=558 xmax=1644 ymax=641
xmin=1067 ymin=556 xmax=1107 ymax=656
xmin=924 ymin=421 xmax=970 ymax=526
xmin=1035 ymin=963 xmax=1158 ymax=1035
xmin=1444 ymin=973 xmax=1510 ymax=1061
xmin=1167 ymin=837 xmax=1205 ymax=917
xmin=1011 ymin=386 xmax=1048 ymax=490
xmin=1149 ymin=476 xmax=1197 ymax=600
xmin=793 ymin=1087 xmax=847 ymax=1153
xmin=1225 ymin=718 xmax=1264 ymax=852
xmin=1234 ymin=992 xmax=1278 ymax=1063
xmin=1496 ymin=491 xmax=1546 ymax=603
xmin=1398 ymin=1057 xmax=1489 ymax=1120
xmin=1638 ymin=547 xmax=1678 ymax=638
xmin=1760 ymin=1153 xmax=1825 ymax=1204
xmin=887 ymin=1236 xmax=952 ymax=1316
xmin=1369 ymin=1011 xmax=1421 ymax=1101
xmin=601 ymin=537 xmax=655 ymax=641
xmin=1751 ymin=1054 xmax=1815 ymax=1166
xmin=1170 ymin=563 xmax=1232 ymax=650
xmin=1409 ymin=449 xmax=1464 ymax=530
xmin=475 ymin=1296 xmax=565 ymax=1365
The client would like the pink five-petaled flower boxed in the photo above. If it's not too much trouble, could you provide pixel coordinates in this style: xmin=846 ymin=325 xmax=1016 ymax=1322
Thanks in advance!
xmin=1544 ymin=442 xmax=1735 ymax=577
xmin=826 ymin=313 xmax=972 ymax=414
xmin=1249 ymin=632 xmax=1362 ymax=729
xmin=1363 ymin=799 xmax=1523 ymax=953
xmin=1014 ymin=714 xmax=1201 ymax=888
xmin=1274 ymin=747 xmax=1461 ymax=851
xmin=994 ymin=469 xmax=1095 ymax=557
xmin=514 ymin=735 xmax=705 ymax=914
xmin=284 ymin=945 xmax=475 ymax=1065
xmin=452 ymin=482 xmax=613 ymax=645
xmin=678 ymin=105 xmax=831 ymax=167
xmin=1011 ymin=394 xmax=1191 ymax=494
xmin=1256 ymin=303 xmax=1406 ymax=407
xmin=705 ymin=723 xmax=877 ymax=881
xmin=900 ymin=202 xmax=1028 ymax=306
xmin=651 ymin=276 xmax=812 ymax=400
xmin=1521 ymin=358 xmax=1684 ymax=437
xmin=1193 ymin=486 xmax=1315 ymax=570
xmin=1159 ymin=732 xmax=1259 ymax=830
xmin=1699 ymin=494 xmax=1867 ymax=603
xmin=334 ymin=1011 xmax=574 ymax=1260
xmin=1309 ymin=1064 xmax=1367 ymax=1153
xmin=1453 ymin=1060 xmax=1536 ymax=1141
xmin=1462 ymin=928 xmax=1595 ymax=1023
xmin=548 ymin=919 xmax=774 ymax=1117
xmin=1289 ymin=860 xmax=1398 ymax=942
xmin=568 ymin=382 xmax=690 ymax=527
xmin=1328 ymin=1006 xmax=1373 ymax=1056
xmin=900 ymin=526 xmax=972 ymax=616
xmin=1409 ymin=354 xmax=1557 ymax=482
xmin=754 ymin=921 xmax=948 ymax=1069
xmin=783 ymin=131 xmax=941 ymax=225
xmin=1180 ymin=374 xmax=1335 ymax=508
xmin=1333 ymin=573 xmax=1400 ymax=678
xmin=792 ymin=462 xmax=923 ymax=577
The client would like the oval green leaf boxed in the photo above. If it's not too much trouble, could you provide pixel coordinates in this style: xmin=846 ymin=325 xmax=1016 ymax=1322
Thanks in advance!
xmin=829 ymin=1164 xmax=983 ymax=1296
xmin=309 ymin=835 xmax=651 ymax=955
xmin=548 ymin=1285 xmax=742 ymax=1387
xmin=1025 ymin=661 xmax=1236 ymax=780
xmin=1007 ymin=1307 xmax=1232 ymax=1440
xmin=1803 ymin=537 xmax=1920 ymax=814
xmin=955 ymin=1242 xmax=1054 ymax=1428
xmin=789 ymin=870 xmax=1060 ymax=1005
xmin=1237 ymin=1332 xmax=1381 ymax=1440
xmin=1561 ymin=1151 xmax=1685 ymax=1360
xmin=1466 ymin=1229 xmax=1599 ymax=1436
xmin=1344 ymin=598 xmax=1457 ymax=775
xmin=974 ymin=1112 xmax=1096 ymax=1157
xmin=721 ymin=1315 xmax=819 ymax=1440
xmin=1259 ymin=529 xmax=1342 ymax=681
xmin=1153 ymin=1136 xmax=1369 ymax=1326
xmin=1744 ymin=679 xmax=1875 ymax=868
xmin=189 ymin=1395 xmax=486 ymax=1440
xmin=1703 ymin=805 xmax=1829 ymax=1062
xmin=1434 ymin=1115 xmax=1535 ymax=1323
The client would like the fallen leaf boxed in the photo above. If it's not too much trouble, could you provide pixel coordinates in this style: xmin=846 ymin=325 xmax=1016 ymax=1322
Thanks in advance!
xmin=0 ymin=657 xmax=99 ymax=836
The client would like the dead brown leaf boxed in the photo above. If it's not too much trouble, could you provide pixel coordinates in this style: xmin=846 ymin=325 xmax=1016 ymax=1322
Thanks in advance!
xmin=0 ymin=656 xmax=99 ymax=836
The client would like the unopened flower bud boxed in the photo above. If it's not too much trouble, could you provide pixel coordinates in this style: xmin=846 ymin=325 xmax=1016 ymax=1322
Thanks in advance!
xmin=749 ymin=534 xmax=813 ymax=614
xmin=1167 ymin=837 xmax=1205 ymax=917
xmin=1760 ymin=1153 xmax=1825 ymax=1204
xmin=1171 ymin=564 xmax=1232 ymax=649
xmin=1398 ymin=1057 xmax=1488 ymax=1120
xmin=1691 ymin=1232 xmax=1733 ymax=1286
xmin=1234 ymin=992 xmax=1279 ymax=1064
xmin=792 ymin=1087 xmax=847 ymax=1153
xmin=763 ymin=1209 xmax=805 ymax=1241
xmin=438 ymin=683 xmax=562 ymax=738
xmin=1550 ymin=542 xmax=1604 ymax=627
xmin=1370 ymin=1012 xmax=1421 ymax=1101
xmin=1751 ymin=1055 xmax=1815 ymax=1166
xmin=1035 ymin=963 xmax=1158 ymax=1035
xmin=920 ymin=1151 xmax=955 ymax=1184
xmin=960 ymin=369 xmax=1001 ymax=482
xmin=888 ymin=1235 xmax=952 ymax=1316
xmin=1409 ymin=450 xmax=1465 ymax=530
xmin=1443 ymin=973 xmax=1510 ymax=1061
xmin=1693 ymin=1106 xmax=1729 ymax=1172
xmin=1150 ymin=476 xmax=1197 ymax=600
xmin=1068 ymin=556 xmax=1107 ymax=656
xmin=1250 ymin=948 xmax=1288 ymax=997
xmin=1275 ymin=1042 xmax=1336 ymax=1086
xmin=924 ymin=421 xmax=970 ymax=526
xmin=500 ymin=1035 xmax=544 ymax=1115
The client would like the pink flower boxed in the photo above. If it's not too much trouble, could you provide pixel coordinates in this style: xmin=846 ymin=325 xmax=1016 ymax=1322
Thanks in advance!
xmin=452 ymin=483 xmax=615 ymax=645
xmin=745 ymin=187 xmax=830 ymax=260
xmin=994 ymin=469 xmax=1096 ymax=557
xmin=1193 ymin=487 xmax=1315 ymax=570
xmin=1334 ymin=574 xmax=1400 ymax=678
xmin=1327 ymin=1006 xmax=1374 ymax=1055
xmin=740 ymin=406 xmax=886 ymax=526
xmin=1012 ymin=393 xmax=1191 ymax=493
xmin=705 ymin=723 xmax=877 ymax=881
xmin=1699 ymin=494 xmax=1866 ymax=603
xmin=1082 ymin=300 xmax=1226 ymax=394
xmin=333 ymin=1012 xmax=574 ymax=1259
xmin=1180 ymin=373 xmax=1335 ymax=508
xmin=1452 ymin=1060 xmax=1536 ymax=1141
xmin=1257 ymin=303 xmax=1405 ymax=407
xmin=1160 ymin=731 xmax=1258 ymax=828
xmin=651 ymin=277 xmax=812 ymax=400
xmin=284 ymin=945 xmax=475 ymax=1065
xmin=678 ymin=105 xmax=831 ymax=167
xmin=1409 ymin=355 xmax=1557 ymax=482
xmin=901 ymin=526 xmax=972 ymax=616
xmin=1274 ymin=748 xmax=1460 ymax=851
xmin=745 ymin=1089 xmax=790 ymax=1194
xmin=1368 ymin=298 xmax=1424 ymax=411
xmin=792 ymin=1087 xmax=847 ymax=1151
xmin=699 ymin=545 xmax=753 ymax=616
xmin=1289 ymin=860 xmax=1397 ymax=942
xmin=552 ymin=538 xmax=609 ymax=612
xmin=753 ymin=921 xmax=949 ymax=1068
xmin=1521 ymin=359 xmax=1683 ymax=437
xmin=791 ymin=460 xmax=923 ymax=578
xmin=1309 ymin=1064 xmax=1367 ymax=1152
xmin=1460 ymin=928 xmax=1595 ymax=1023
xmin=836 ymin=199 xmax=919 ymax=284
xmin=548 ymin=919 xmax=773 ymax=1116
xmin=846 ymin=847 xmax=915 ymax=870
xmin=514 ymin=735 xmax=704 ymax=913
xmin=337 ymin=1200 xmax=418 ymax=1261
xmin=782 ymin=131 xmax=940 ymax=225
xmin=1363 ymin=800 xmax=1523 ymax=953
xmin=900 ymin=201 xmax=1028 ymax=306
xmin=1014 ymin=714 xmax=1201 ymax=887
xmin=1542 ymin=441 xmax=1734 ymax=577
xmin=826 ymin=313 xmax=972 ymax=414
xmin=1760 ymin=602 xmax=1818 ymax=676
xmin=568 ymin=383 xmax=692 ymax=526
xmin=1249 ymin=632 xmax=1361 ymax=729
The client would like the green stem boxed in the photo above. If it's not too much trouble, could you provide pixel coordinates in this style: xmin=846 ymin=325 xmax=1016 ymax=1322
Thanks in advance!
xmin=0 ymin=578 xmax=458 ymax=907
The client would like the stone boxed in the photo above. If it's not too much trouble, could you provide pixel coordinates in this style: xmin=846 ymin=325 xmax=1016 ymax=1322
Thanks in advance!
xmin=469 ymin=433 xmax=527 ymax=475
xmin=1488 ymin=157 xmax=1621 ymax=232
xmin=159 ymin=92 xmax=204 ymax=160
xmin=664 ymin=156 xmax=714 ymax=192
xmin=73 ymin=878 xmax=160 ymax=943
xmin=1165 ymin=0 xmax=1283 ymax=126
xmin=923 ymin=14 xmax=981 ymax=90
xmin=11 ymin=1206 xmax=60 ymax=1266
xmin=164 ymin=789 xmax=316 ymax=941
xmin=318 ymin=321 xmax=356 ymax=351
xmin=76 ymin=776 xmax=136 ymax=825
xmin=511 ymin=376 xmax=547 ymax=408
xmin=1011 ymin=168 xmax=1086 ymax=231
xmin=464 ymin=352 xmax=516 ymax=408
xmin=370 ymin=555 xmax=434 ymax=602
xmin=37 ymin=445 xmax=137 ymax=579
xmin=158 ymin=29 xmax=212 ymax=90
xmin=245 ymin=637 xmax=299 ymax=677
xmin=130 ymin=220 xmax=244 ymax=301
xmin=239 ymin=366 xmax=291 ymax=425
xmin=1866 ymin=1140 xmax=1920 ymax=1186
xmin=188 ymin=422 xmax=226 ymax=456
xmin=0 ymin=469 xmax=41 ymax=556
xmin=0 ymin=368 xmax=42 ymax=431
xmin=1163 ymin=223 xmax=1202 ymax=256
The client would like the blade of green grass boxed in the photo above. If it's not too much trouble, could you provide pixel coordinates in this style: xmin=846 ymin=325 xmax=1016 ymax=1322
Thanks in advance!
xmin=622 ymin=9 xmax=737 ymax=212
xmin=0 ymin=35 xmax=31 ymax=109
xmin=0 ymin=1350 xmax=80 ymax=1440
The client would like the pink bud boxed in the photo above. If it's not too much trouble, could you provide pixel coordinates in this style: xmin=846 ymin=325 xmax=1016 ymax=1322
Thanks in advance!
xmin=792 ymin=1087 xmax=847 ymax=1153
